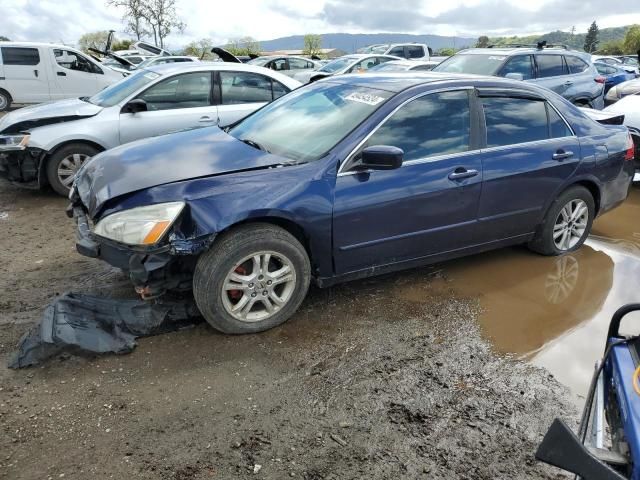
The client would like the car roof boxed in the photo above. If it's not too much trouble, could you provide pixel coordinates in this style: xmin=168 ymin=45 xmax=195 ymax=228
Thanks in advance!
xmin=384 ymin=59 xmax=436 ymax=66
xmin=459 ymin=47 xmax=587 ymax=57
xmin=326 ymin=71 xmax=527 ymax=93
xmin=0 ymin=41 xmax=82 ymax=51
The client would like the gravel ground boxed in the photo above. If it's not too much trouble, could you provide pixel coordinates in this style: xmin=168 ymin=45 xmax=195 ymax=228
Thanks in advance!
xmin=0 ymin=179 xmax=576 ymax=479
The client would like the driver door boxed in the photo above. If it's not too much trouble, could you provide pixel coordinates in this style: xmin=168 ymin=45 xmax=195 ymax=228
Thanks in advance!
xmin=333 ymin=89 xmax=483 ymax=274
xmin=119 ymin=71 xmax=217 ymax=145
xmin=51 ymin=48 xmax=99 ymax=98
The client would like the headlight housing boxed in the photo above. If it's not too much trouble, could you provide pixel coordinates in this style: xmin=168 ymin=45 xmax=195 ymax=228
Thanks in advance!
xmin=0 ymin=134 xmax=30 ymax=151
xmin=94 ymin=202 xmax=185 ymax=246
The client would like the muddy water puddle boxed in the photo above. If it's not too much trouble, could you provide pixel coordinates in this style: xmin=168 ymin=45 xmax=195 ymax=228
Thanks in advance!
xmin=434 ymin=185 xmax=640 ymax=397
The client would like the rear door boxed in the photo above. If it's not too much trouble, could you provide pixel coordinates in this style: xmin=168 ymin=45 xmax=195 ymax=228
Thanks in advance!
xmin=215 ymin=70 xmax=289 ymax=126
xmin=50 ymin=48 xmax=99 ymax=98
xmin=0 ymin=46 xmax=50 ymax=103
xmin=475 ymin=91 xmax=581 ymax=242
xmin=333 ymin=89 xmax=483 ymax=273
xmin=119 ymin=70 xmax=217 ymax=145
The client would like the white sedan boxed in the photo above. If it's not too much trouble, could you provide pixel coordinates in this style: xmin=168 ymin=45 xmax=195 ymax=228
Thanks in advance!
xmin=0 ymin=62 xmax=300 ymax=195
xmin=292 ymin=54 xmax=401 ymax=84
xmin=603 ymin=93 xmax=640 ymax=180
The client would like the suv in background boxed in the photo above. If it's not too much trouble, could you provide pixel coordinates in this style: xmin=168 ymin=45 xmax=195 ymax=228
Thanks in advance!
xmin=360 ymin=43 xmax=431 ymax=61
xmin=433 ymin=43 xmax=605 ymax=109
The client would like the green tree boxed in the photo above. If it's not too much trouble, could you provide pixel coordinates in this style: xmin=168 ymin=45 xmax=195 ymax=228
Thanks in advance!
xmin=475 ymin=36 xmax=489 ymax=48
xmin=78 ymin=31 xmax=112 ymax=53
xmin=303 ymin=34 xmax=322 ymax=57
xmin=111 ymin=39 xmax=133 ymax=51
xmin=596 ymin=39 xmax=625 ymax=55
xmin=0 ymin=36 xmax=9 ymax=41
xmin=623 ymin=24 xmax=640 ymax=54
xmin=183 ymin=38 xmax=213 ymax=59
xmin=224 ymin=37 xmax=261 ymax=56
xmin=584 ymin=21 xmax=599 ymax=53
xmin=437 ymin=47 xmax=457 ymax=56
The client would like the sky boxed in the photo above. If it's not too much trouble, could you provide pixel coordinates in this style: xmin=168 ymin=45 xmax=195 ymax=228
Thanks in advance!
xmin=2 ymin=0 xmax=640 ymax=50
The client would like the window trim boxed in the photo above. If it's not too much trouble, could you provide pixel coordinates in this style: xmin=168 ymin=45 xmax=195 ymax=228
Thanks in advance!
xmin=338 ymin=86 xmax=479 ymax=175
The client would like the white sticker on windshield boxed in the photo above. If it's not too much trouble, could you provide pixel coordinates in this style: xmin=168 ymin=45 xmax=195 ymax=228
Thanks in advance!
xmin=344 ymin=92 xmax=385 ymax=106
xmin=144 ymin=72 xmax=160 ymax=80
xmin=488 ymin=56 xmax=506 ymax=61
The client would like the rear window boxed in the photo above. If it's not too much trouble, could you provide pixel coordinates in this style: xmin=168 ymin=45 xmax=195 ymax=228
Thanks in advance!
xmin=482 ymin=96 xmax=548 ymax=147
xmin=536 ymin=55 xmax=567 ymax=78
xmin=407 ymin=46 xmax=424 ymax=59
xmin=1 ymin=47 xmax=40 ymax=66
xmin=565 ymin=55 xmax=589 ymax=74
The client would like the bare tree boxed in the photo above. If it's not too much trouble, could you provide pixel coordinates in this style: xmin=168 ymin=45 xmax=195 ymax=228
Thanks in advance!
xmin=78 ymin=31 xmax=112 ymax=53
xmin=140 ymin=0 xmax=186 ymax=48
xmin=107 ymin=0 xmax=149 ymax=41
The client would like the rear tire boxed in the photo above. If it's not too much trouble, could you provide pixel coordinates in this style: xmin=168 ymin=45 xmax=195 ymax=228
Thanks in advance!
xmin=0 ymin=89 xmax=11 ymax=111
xmin=528 ymin=186 xmax=595 ymax=256
xmin=46 ymin=143 xmax=99 ymax=196
xmin=193 ymin=223 xmax=311 ymax=334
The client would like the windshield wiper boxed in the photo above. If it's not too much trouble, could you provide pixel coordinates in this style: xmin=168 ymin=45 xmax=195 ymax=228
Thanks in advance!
xmin=240 ymin=138 xmax=270 ymax=153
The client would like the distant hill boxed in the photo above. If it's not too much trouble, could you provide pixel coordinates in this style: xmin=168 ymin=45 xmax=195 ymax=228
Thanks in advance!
xmin=258 ymin=33 xmax=476 ymax=53
xmin=489 ymin=26 xmax=632 ymax=51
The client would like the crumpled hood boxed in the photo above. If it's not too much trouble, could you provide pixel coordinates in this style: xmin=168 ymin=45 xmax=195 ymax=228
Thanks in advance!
xmin=76 ymin=126 xmax=288 ymax=217
xmin=0 ymin=97 xmax=102 ymax=134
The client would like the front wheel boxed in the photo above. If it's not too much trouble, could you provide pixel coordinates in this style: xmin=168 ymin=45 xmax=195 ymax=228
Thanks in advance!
xmin=529 ymin=186 xmax=595 ymax=256
xmin=193 ymin=224 xmax=311 ymax=334
xmin=46 ymin=143 xmax=99 ymax=196
xmin=0 ymin=89 xmax=11 ymax=111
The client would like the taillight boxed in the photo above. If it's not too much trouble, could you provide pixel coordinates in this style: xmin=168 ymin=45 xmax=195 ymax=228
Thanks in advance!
xmin=595 ymin=76 xmax=606 ymax=84
xmin=625 ymin=133 xmax=635 ymax=161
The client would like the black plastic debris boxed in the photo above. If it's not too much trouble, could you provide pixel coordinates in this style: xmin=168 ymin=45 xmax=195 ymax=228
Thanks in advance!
xmin=9 ymin=292 xmax=201 ymax=368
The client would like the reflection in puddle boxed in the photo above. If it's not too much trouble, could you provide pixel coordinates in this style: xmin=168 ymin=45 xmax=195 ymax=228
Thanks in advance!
xmin=440 ymin=186 xmax=640 ymax=397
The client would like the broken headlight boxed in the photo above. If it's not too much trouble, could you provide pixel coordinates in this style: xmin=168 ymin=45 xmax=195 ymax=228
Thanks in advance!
xmin=94 ymin=202 xmax=185 ymax=246
xmin=0 ymin=134 xmax=30 ymax=151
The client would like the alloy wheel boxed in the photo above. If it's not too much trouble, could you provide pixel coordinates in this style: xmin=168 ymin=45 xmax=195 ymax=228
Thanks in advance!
xmin=553 ymin=199 xmax=589 ymax=251
xmin=57 ymin=153 xmax=91 ymax=188
xmin=0 ymin=94 xmax=7 ymax=110
xmin=544 ymin=255 xmax=579 ymax=304
xmin=221 ymin=251 xmax=297 ymax=323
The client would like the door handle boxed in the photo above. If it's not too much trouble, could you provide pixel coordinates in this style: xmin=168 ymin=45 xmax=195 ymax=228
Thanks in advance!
xmin=563 ymin=81 xmax=573 ymax=86
xmin=448 ymin=168 xmax=479 ymax=181
xmin=57 ymin=71 xmax=66 ymax=76
xmin=34 ymin=69 xmax=38 ymax=78
xmin=199 ymin=116 xmax=214 ymax=122
xmin=552 ymin=150 xmax=574 ymax=161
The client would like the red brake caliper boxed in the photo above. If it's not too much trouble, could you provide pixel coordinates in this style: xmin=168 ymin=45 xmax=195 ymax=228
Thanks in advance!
xmin=228 ymin=265 xmax=247 ymax=300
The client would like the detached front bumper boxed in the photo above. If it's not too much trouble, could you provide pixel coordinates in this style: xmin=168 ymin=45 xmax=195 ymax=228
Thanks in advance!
xmin=70 ymin=204 xmax=195 ymax=299
xmin=0 ymin=149 xmax=45 ymax=187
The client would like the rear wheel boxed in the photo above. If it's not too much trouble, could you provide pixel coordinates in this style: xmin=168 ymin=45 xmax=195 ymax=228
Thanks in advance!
xmin=0 ymin=89 xmax=11 ymax=111
xmin=528 ymin=186 xmax=595 ymax=256
xmin=46 ymin=143 xmax=99 ymax=196
xmin=193 ymin=224 xmax=311 ymax=334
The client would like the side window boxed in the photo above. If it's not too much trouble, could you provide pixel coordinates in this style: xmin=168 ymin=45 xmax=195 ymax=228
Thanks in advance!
xmin=288 ymin=58 xmax=309 ymax=70
xmin=481 ymin=96 xmax=548 ymax=147
xmin=499 ymin=55 xmax=533 ymax=80
xmin=220 ymin=71 xmax=274 ymax=104
xmin=536 ymin=55 xmax=567 ymax=78
xmin=272 ymin=80 xmax=289 ymax=100
xmin=407 ymin=46 xmax=424 ymax=59
xmin=1 ymin=47 xmax=40 ymax=66
xmin=548 ymin=105 xmax=572 ymax=138
xmin=138 ymin=72 xmax=212 ymax=111
xmin=351 ymin=58 xmax=379 ymax=72
xmin=565 ymin=56 xmax=589 ymax=74
xmin=54 ymin=49 xmax=98 ymax=74
xmin=363 ymin=90 xmax=471 ymax=162
xmin=270 ymin=59 xmax=288 ymax=71
xmin=388 ymin=46 xmax=405 ymax=58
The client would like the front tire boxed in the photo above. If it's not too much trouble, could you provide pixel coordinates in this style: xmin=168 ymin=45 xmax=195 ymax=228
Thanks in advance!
xmin=0 ymin=89 xmax=11 ymax=111
xmin=528 ymin=186 xmax=595 ymax=256
xmin=46 ymin=143 xmax=99 ymax=196
xmin=193 ymin=224 xmax=311 ymax=334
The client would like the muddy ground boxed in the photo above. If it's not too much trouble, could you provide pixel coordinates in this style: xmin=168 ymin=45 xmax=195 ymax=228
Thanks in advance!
xmin=0 ymin=178 xmax=581 ymax=479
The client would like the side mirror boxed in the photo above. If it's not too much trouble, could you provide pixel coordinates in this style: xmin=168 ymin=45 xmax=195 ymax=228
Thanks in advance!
xmin=505 ymin=72 xmax=524 ymax=81
xmin=359 ymin=145 xmax=403 ymax=170
xmin=122 ymin=98 xmax=148 ymax=114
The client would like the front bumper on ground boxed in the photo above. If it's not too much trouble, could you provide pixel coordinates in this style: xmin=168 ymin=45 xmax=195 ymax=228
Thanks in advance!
xmin=70 ymin=204 xmax=194 ymax=299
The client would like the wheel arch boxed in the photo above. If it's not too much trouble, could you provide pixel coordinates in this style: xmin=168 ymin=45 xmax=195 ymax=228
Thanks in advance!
xmin=537 ymin=179 xmax=601 ymax=230
xmin=40 ymin=139 xmax=106 ymax=187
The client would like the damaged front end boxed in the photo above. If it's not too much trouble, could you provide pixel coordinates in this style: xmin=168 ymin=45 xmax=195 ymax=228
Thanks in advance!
xmin=68 ymin=187 xmax=214 ymax=300
xmin=0 ymin=134 xmax=46 ymax=187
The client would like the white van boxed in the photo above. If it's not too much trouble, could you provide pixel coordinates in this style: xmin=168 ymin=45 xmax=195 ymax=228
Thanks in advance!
xmin=0 ymin=42 xmax=125 ymax=111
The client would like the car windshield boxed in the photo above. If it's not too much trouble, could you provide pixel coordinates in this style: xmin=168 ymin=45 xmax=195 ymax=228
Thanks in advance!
xmin=247 ymin=57 xmax=270 ymax=66
xmin=87 ymin=70 xmax=160 ymax=107
xmin=229 ymin=82 xmax=392 ymax=162
xmin=434 ymin=54 xmax=506 ymax=75
xmin=318 ymin=57 xmax=358 ymax=73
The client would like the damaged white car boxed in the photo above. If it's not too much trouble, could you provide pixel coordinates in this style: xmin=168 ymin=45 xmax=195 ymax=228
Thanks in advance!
xmin=0 ymin=62 xmax=300 ymax=195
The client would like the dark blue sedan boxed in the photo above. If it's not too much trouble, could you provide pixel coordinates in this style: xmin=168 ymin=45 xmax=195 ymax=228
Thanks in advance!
xmin=594 ymin=61 xmax=636 ymax=93
xmin=70 ymin=73 xmax=636 ymax=334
